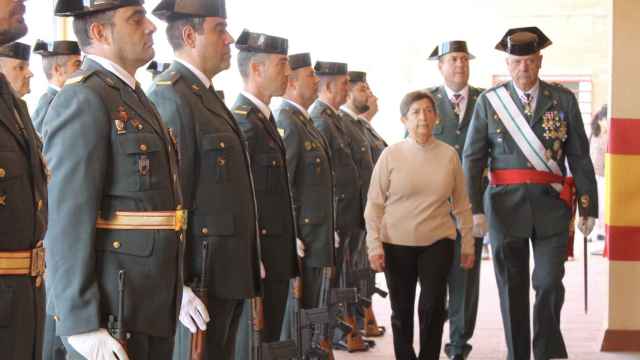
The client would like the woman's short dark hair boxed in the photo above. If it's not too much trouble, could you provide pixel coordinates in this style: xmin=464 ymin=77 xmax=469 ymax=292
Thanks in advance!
xmin=400 ymin=90 xmax=437 ymax=117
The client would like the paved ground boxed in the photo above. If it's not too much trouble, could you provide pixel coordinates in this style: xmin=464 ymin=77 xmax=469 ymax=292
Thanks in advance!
xmin=335 ymin=239 xmax=640 ymax=359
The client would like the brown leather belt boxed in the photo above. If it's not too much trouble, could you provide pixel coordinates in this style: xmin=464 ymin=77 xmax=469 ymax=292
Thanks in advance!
xmin=96 ymin=210 xmax=187 ymax=231
xmin=0 ymin=241 xmax=45 ymax=287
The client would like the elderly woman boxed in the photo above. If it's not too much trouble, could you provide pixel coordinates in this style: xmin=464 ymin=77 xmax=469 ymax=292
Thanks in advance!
xmin=365 ymin=90 xmax=475 ymax=360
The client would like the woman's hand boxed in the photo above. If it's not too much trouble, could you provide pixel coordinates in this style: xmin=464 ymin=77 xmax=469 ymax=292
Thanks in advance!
xmin=460 ymin=253 xmax=475 ymax=270
xmin=369 ymin=253 xmax=385 ymax=272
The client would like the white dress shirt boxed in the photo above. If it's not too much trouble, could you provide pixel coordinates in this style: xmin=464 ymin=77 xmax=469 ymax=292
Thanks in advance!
xmin=176 ymin=58 xmax=212 ymax=89
xmin=86 ymin=54 xmax=137 ymax=89
xmin=241 ymin=90 xmax=271 ymax=119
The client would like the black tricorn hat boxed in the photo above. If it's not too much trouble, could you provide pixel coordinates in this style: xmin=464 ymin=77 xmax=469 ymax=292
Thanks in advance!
xmin=288 ymin=53 xmax=311 ymax=71
xmin=314 ymin=61 xmax=348 ymax=76
xmin=146 ymin=60 xmax=170 ymax=74
xmin=0 ymin=42 xmax=31 ymax=61
xmin=348 ymin=71 xmax=367 ymax=83
xmin=152 ymin=0 xmax=226 ymax=21
xmin=495 ymin=27 xmax=552 ymax=55
xmin=235 ymin=29 xmax=288 ymax=55
xmin=54 ymin=0 xmax=144 ymax=17
xmin=428 ymin=40 xmax=475 ymax=60
xmin=33 ymin=40 xmax=81 ymax=57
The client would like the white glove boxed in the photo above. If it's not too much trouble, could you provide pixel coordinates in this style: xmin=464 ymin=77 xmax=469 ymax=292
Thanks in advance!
xmin=296 ymin=238 xmax=305 ymax=258
xmin=578 ymin=217 xmax=596 ymax=237
xmin=334 ymin=231 xmax=340 ymax=248
xmin=472 ymin=214 xmax=488 ymax=238
xmin=260 ymin=261 xmax=266 ymax=279
xmin=67 ymin=328 xmax=129 ymax=360
xmin=179 ymin=286 xmax=210 ymax=334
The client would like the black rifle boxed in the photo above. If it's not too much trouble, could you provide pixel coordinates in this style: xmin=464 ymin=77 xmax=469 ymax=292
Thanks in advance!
xmin=108 ymin=270 xmax=129 ymax=353
xmin=290 ymin=276 xmax=331 ymax=359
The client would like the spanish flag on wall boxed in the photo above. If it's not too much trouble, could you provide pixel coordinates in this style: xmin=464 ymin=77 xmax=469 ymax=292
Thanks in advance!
xmin=605 ymin=118 xmax=640 ymax=260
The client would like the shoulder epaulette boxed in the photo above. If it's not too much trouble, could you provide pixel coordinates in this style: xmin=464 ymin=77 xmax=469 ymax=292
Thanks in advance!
xmin=487 ymin=81 xmax=508 ymax=92
xmin=425 ymin=86 xmax=439 ymax=94
xmin=64 ymin=69 xmax=97 ymax=86
xmin=233 ymin=104 xmax=252 ymax=116
xmin=155 ymin=71 xmax=180 ymax=86
xmin=549 ymin=82 xmax=572 ymax=93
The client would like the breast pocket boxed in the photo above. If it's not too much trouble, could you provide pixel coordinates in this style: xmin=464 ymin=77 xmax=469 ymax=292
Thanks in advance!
xmin=117 ymin=133 xmax=166 ymax=191
xmin=255 ymin=153 xmax=284 ymax=192
xmin=201 ymin=133 xmax=236 ymax=184
xmin=489 ymin=130 xmax=514 ymax=155
xmin=303 ymin=151 xmax=324 ymax=185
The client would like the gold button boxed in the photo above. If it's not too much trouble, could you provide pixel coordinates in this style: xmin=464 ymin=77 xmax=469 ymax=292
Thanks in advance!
xmin=261 ymin=229 xmax=267 ymax=235
xmin=179 ymin=233 xmax=185 ymax=242
xmin=202 ymin=227 xmax=209 ymax=235
xmin=112 ymin=241 xmax=121 ymax=249
xmin=139 ymin=144 xmax=148 ymax=152
xmin=272 ymin=160 xmax=277 ymax=166
xmin=53 ymin=315 xmax=59 ymax=321
xmin=137 ymin=124 xmax=144 ymax=130
xmin=37 ymin=199 xmax=43 ymax=210
xmin=217 ymin=157 xmax=225 ymax=166
xmin=361 ymin=147 xmax=366 ymax=151
xmin=219 ymin=142 xmax=225 ymax=148
xmin=316 ymin=158 xmax=321 ymax=163
xmin=456 ymin=130 xmax=461 ymax=135
xmin=496 ymin=128 xmax=502 ymax=133
xmin=304 ymin=218 xmax=310 ymax=224
xmin=0 ymin=168 xmax=5 ymax=178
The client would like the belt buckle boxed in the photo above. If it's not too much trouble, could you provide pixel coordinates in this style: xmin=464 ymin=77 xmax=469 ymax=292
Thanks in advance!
xmin=175 ymin=210 xmax=188 ymax=232
xmin=30 ymin=241 xmax=45 ymax=287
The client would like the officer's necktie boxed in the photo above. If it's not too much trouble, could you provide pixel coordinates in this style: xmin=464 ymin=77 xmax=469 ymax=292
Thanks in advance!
xmin=451 ymin=93 xmax=463 ymax=119
xmin=522 ymin=93 xmax=533 ymax=118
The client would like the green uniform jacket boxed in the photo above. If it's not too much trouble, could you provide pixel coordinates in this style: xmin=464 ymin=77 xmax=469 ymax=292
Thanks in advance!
xmin=275 ymin=100 xmax=335 ymax=268
xmin=310 ymin=100 xmax=362 ymax=232
xmin=148 ymin=62 xmax=261 ymax=298
xmin=360 ymin=119 xmax=387 ymax=164
xmin=339 ymin=109 xmax=374 ymax=215
xmin=0 ymin=74 xmax=48 ymax=360
xmin=43 ymin=58 xmax=183 ymax=338
xmin=231 ymin=94 xmax=298 ymax=282
xmin=31 ymin=86 xmax=57 ymax=138
xmin=428 ymin=85 xmax=484 ymax=158
xmin=463 ymin=80 xmax=598 ymax=238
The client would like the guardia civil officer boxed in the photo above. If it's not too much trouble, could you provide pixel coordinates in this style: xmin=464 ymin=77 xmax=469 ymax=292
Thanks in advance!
xmin=44 ymin=1 xmax=185 ymax=359
xmin=32 ymin=39 xmax=82 ymax=138
xmin=336 ymin=71 xmax=381 ymax=347
xmin=148 ymin=1 xmax=262 ymax=358
xmin=310 ymin=61 xmax=370 ymax=352
xmin=275 ymin=52 xmax=335 ymax=309
xmin=231 ymin=29 xmax=298 ymax=360
xmin=0 ymin=1 xmax=48 ymax=358
xmin=463 ymin=27 xmax=598 ymax=360
xmin=426 ymin=40 xmax=484 ymax=360
xmin=0 ymin=41 xmax=33 ymax=98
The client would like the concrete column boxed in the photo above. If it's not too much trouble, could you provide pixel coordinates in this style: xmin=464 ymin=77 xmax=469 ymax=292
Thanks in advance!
xmin=601 ymin=0 xmax=640 ymax=352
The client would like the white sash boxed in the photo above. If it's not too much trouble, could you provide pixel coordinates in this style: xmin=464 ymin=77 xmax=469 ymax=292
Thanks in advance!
xmin=486 ymin=86 xmax=563 ymax=190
